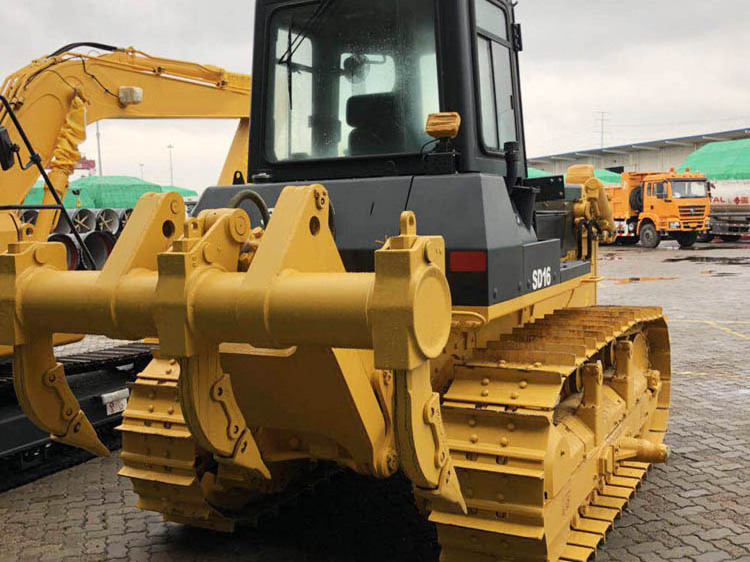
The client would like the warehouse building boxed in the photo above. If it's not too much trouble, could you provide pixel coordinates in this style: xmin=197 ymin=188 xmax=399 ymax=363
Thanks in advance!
xmin=529 ymin=127 xmax=750 ymax=176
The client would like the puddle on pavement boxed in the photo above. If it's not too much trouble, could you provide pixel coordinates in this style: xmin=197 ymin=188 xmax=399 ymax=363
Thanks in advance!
xmin=599 ymin=253 xmax=623 ymax=261
xmin=604 ymin=277 xmax=679 ymax=285
xmin=664 ymin=256 xmax=750 ymax=265
xmin=700 ymin=270 xmax=740 ymax=277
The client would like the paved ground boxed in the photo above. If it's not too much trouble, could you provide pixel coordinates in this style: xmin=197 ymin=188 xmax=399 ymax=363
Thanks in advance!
xmin=0 ymin=239 xmax=748 ymax=562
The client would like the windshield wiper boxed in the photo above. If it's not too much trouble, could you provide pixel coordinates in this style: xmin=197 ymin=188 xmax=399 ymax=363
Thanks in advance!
xmin=277 ymin=0 xmax=336 ymax=66
xmin=277 ymin=0 xmax=337 ymax=110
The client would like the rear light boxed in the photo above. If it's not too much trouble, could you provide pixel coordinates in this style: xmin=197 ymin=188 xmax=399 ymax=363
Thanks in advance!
xmin=449 ymin=251 xmax=487 ymax=272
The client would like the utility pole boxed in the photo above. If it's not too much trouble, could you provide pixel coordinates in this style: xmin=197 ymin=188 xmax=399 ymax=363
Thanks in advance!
xmin=139 ymin=163 xmax=144 ymax=180
xmin=594 ymin=111 xmax=610 ymax=149
xmin=167 ymin=144 xmax=174 ymax=186
xmin=96 ymin=122 xmax=103 ymax=176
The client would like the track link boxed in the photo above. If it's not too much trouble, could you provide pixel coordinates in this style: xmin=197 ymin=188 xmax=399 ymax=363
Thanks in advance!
xmin=117 ymin=357 xmax=340 ymax=532
xmin=432 ymin=306 xmax=670 ymax=562
xmin=117 ymin=357 xmax=238 ymax=531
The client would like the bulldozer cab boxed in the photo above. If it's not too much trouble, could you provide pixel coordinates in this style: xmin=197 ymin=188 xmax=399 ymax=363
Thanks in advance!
xmin=193 ymin=0 xmax=598 ymax=307
xmin=249 ymin=0 xmax=526 ymax=183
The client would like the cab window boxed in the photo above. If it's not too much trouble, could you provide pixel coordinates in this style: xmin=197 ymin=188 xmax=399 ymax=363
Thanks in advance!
xmin=475 ymin=0 xmax=517 ymax=151
xmin=655 ymin=183 xmax=666 ymax=199
xmin=266 ymin=0 xmax=440 ymax=162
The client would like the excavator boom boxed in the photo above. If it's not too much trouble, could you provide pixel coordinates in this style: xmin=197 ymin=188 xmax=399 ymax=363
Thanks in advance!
xmin=0 ymin=43 xmax=251 ymax=245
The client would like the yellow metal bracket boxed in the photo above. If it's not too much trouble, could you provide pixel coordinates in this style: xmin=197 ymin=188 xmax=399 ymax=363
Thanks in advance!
xmin=154 ymin=207 xmax=270 ymax=478
xmin=372 ymin=212 xmax=465 ymax=514
xmin=0 ymin=192 xmax=185 ymax=455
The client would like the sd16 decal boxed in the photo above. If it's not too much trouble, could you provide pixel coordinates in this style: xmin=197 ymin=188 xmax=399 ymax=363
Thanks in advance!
xmin=531 ymin=266 xmax=552 ymax=291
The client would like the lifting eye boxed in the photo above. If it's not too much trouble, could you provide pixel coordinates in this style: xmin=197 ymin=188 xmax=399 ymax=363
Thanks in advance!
xmin=162 ymin=220 xmax=175 ymax=238
xmin=309 ymin=216 xmax=320 ymax=236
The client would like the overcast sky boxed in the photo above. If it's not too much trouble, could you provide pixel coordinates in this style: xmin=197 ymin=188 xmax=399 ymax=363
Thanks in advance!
xmin=3 ymin=1 xmax=749 ymax=191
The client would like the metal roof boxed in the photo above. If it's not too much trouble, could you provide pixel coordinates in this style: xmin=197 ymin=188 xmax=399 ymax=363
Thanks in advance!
xmin=529 ymin=127 xmax=750 ymax=163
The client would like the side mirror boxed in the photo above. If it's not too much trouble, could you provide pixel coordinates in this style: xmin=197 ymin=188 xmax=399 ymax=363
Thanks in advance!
xmin=342 ymin=54 xmax=371 ymax=84
xmin=0 ymin=126 xmax=17 ymax=171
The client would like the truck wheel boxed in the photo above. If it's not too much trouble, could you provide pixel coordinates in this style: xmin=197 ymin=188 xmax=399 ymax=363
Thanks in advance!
xmin=720 ymin=235 xmax=741 ymax=243
xmin=639 ymin=223 xmax=660 ymax=248
xmin=697 ymin=232 xmax=714 ymax=243
xmin=673 ymin=231 xmax=698 ymax=248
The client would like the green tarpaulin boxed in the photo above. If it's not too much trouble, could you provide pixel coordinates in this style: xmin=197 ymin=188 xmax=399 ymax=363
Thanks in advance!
xmin=594 ymin=169 xmax=622 ymax=185
xmin=24 ymin=176 xmax=198 ymax=209
xmin=526 ymin=167 xmax=621 ymax=184
xmin=527 ymin=166 xmax=552 ymax=178
xmin=161 ymin=186 xmax=199 ymax=199
xmin=24 ymin=179 xmax=86 ymax=208
xmin=679 ymin=139 xmax=750 ymax=180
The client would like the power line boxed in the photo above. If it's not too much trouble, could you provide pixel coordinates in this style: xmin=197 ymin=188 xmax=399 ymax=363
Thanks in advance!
xmin=593 ymin=111 xmax=610 ymax=149
xmin=166 ymin=144 xmax=174 ymax=186
xmin=96 ymin=122 xmax=103 ymax=176
xmin=609 ymin=115 xmax=750 ymax=129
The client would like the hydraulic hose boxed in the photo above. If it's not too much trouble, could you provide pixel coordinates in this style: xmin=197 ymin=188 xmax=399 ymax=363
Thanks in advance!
xmin=228 ymin=189 xmax=271 ymax=227
xmin=47 ymin=42 xmax=119 ymax=58
xmin=228 ymin=188 xmax=337 ymax=238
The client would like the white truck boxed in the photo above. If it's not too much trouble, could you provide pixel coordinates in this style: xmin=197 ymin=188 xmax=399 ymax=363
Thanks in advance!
xmin=703 ymin=180 xmax=750 ymax=242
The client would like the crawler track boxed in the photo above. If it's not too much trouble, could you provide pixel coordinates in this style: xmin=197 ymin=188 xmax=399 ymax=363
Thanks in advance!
xmin=117 ymin=357 xmax=240 ymax=531
xmin=117 ymin=307 xmax=670 ymax=562
xmin=432 ymin=306 xmax=670 ymax=561
xmin=118 ymin=357 xmax=344 ymax=531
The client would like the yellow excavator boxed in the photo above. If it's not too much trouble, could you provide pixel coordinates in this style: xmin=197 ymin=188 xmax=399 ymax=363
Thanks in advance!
xmin=0 ymin=44 xmax=251 ymax=463
xmin=0 ymin=3 xmax=671 ymax=561
xmin=0 ymin=43 xmax=251 ymax=353
xmin=0 ymin=42 xmax=251 ymax=251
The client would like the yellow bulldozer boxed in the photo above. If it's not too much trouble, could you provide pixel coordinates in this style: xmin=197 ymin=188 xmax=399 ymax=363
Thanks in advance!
xmin=0 ymin=1 xmax=671 ymax=561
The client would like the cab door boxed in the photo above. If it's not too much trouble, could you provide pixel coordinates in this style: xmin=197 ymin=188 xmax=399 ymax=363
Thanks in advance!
xmin=652 ymin=182 xmax=668 ymax=216
xmin=644 ymin=182 xmax=655 ymax=211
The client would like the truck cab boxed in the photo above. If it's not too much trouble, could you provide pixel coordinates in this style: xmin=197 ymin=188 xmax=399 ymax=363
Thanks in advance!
xmin=607 ymin=170 xmax=710 ymax=248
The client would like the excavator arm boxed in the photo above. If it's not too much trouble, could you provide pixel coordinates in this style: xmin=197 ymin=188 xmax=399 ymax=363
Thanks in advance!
xmin=0 ymin=43 xmax=251 ymax=244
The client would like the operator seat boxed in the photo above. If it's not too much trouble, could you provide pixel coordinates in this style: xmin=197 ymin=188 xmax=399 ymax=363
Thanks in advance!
xmin=347 ymin=93 xmax=403 ymax=155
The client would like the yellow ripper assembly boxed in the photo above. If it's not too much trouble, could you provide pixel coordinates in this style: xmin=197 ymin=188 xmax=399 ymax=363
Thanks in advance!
xmin=0 ymin=185 xmax=466 ymax=513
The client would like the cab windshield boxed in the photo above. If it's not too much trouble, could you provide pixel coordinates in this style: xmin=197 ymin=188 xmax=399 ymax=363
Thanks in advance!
xmin=671 ymin=180 xmax=707 ymax=199
xmin=265 ymin=0 xmax=439 ymax=162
